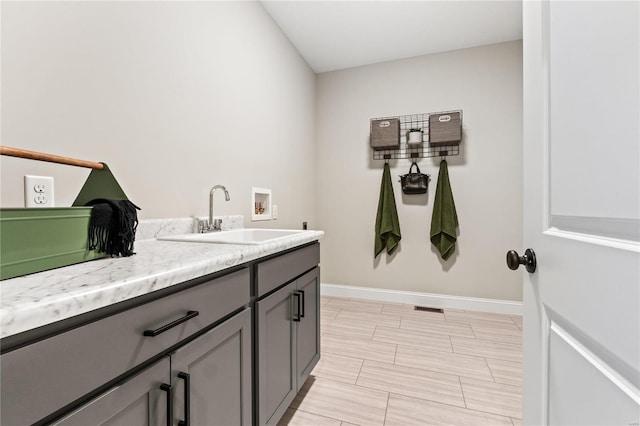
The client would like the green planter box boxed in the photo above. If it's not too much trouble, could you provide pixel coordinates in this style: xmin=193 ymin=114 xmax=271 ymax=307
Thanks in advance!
xmin=0 ymin=208 xmax=106 ymax=280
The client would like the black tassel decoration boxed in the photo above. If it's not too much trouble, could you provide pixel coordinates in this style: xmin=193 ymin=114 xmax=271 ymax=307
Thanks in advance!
xmin=86 ymin=199 xmax=140 ymax=257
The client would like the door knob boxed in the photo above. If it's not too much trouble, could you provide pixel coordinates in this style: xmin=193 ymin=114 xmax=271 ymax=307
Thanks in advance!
xmin=506 ymin=249 xmax=537 ymax=273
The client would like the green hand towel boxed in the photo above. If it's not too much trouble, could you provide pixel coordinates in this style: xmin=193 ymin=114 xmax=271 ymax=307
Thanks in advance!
xmin=430 ymin=160 xmax=458 ymax=260
xmin=375 ymin=163 xmax=401 ymax=257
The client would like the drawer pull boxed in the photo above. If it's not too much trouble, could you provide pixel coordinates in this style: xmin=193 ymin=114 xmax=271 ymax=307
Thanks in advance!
xmin=292 ymin=293 xmax=301 ymax=322
xmin=143 ymin=311 xmax=199 ymax=337
xmin=177 ymin=372 xmax=191 ymax=426
xmin=299 ymin=290 xmax=305 ymax=318
xmin=160 ymin=383 xmax=173 ymax=426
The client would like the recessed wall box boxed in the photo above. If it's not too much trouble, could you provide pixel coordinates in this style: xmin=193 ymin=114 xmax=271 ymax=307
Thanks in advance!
xmin=252 ymin=187 xmax=272 ymax=221
xmin=370 ymin=118 xmax=400 ymax=150
xmin=429 ymin=112 xmax=462 ymax=146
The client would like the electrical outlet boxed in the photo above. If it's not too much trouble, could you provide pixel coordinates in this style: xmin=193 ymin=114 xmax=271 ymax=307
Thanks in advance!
xmin=24 ymin=175 xmax=54 ymax=207
xmin=272 ymin=204 xmax=278 ymax=219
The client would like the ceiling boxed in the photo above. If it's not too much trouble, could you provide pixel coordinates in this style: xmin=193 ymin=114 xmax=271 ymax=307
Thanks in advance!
xmin=260 ymin=1 xmax=523 ymax=73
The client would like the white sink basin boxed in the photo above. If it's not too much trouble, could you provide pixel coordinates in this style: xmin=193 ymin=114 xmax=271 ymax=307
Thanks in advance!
xmin=158 ymin=228 xmax=306 ymax=245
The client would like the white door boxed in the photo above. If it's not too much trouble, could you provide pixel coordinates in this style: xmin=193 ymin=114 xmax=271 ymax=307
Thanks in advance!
xmin=522 ymin=1 xmax=640 ymax=425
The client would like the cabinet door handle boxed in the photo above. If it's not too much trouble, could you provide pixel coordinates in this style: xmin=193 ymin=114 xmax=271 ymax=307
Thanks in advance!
xmin=177 ymin=372 xmax=191 ymax=426
xmin=143 ymin=311 xmax=199 ymax=337
xmin=292 ymin=292 xmax=301 ymax=322
xmin=160 ymin=383 xmax=173 ymax=426
xmin=298 ymin=290 xmax=305 ymax=318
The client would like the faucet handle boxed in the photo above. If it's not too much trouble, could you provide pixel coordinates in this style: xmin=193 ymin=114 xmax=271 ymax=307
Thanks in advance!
xmin=198 ymin=219 xmax=209 ymax=233
xmin=213 ymin=219 xmax=223 ymax=230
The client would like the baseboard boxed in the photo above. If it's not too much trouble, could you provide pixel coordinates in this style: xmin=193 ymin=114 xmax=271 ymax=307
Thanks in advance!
xmin=321 ymin=283 xmax=523 ymax=316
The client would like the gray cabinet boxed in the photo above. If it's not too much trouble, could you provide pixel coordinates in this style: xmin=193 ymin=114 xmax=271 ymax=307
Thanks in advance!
xmin=257 ymin=281 xmax=297 ymax=426
xmin=1 ymin=268 xmax=251 ymax=426
xmin=172 ymin=308 xmax=252 ymax=426
xmin=52 ymin=358 xmax=171 ymax=426
xmin=257 ymin=267 xmax=320 ymax=426
xmin=52 ymin=309 xmax=252 ymax=426
xmin=1 ymin=242 xmax=320 ymax=426
xmin=295 ymin=269 xmax=321 ymax=391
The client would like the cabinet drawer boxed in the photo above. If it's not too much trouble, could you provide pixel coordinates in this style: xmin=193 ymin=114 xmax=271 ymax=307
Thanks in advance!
xmin=0 ymin=268 xmax=250 ymax=426
xmin=256 ymin=243 xmax=319 ymax=297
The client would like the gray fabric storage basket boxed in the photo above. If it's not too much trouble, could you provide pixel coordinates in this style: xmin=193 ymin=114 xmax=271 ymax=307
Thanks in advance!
xmin=429 ymin=112 xmax=462 ymax=146
xmin=370 ymin=118 xmax=400 ymax=150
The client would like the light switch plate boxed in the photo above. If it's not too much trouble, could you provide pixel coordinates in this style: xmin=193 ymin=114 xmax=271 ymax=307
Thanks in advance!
xmin=24 ymin=175 xmax=54 ymax=207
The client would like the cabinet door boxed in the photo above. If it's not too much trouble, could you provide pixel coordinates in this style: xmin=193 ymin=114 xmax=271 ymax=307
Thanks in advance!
xmin=171 ymin=308 xmax=252 ymax=426
xmin=52 ymin=358 xmax=170 ymax=426
xmin=295 ymin=267 xmax=321 ymax=391
xmin=257 ymin=281 xmax=297 ymax=426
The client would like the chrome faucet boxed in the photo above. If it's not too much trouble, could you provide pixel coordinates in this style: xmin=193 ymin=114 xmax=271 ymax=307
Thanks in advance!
xmin=205 ymin=185 xmax=230 ymax=232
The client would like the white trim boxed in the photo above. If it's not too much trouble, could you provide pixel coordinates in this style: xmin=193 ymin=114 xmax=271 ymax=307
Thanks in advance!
xmin=545 ymin=228 xmax=640 ymax=253
xmin=550 ymin=321 xmax=640 ymax=406
xmin=321 ymin=283 xmax=523 ymax=316
xmin=549 ymin=215 xmax=640 ymax=243
xmin=542 ymin=0 xmax=551 ymax=235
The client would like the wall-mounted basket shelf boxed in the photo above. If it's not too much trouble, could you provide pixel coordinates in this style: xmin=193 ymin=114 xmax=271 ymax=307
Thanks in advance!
xmin=371 ymin=110 xmax=462 ymax=160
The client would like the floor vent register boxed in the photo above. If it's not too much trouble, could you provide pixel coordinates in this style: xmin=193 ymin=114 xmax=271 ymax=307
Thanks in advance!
xmin=413 ymin=306 xmax=444 ymax=314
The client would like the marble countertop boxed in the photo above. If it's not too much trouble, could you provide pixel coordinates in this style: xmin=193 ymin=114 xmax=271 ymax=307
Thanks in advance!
xmin=0 ymin=226 xmax=323 ymax=340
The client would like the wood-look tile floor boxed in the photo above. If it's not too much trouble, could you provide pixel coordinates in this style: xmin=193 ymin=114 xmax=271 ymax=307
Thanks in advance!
xmin=278 ymin=296 xmax=523 ymax=426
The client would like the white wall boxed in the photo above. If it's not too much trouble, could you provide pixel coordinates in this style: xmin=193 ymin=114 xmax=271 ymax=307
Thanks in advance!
xmin=1 ymin=4 xmax=523 ymax=302
xmin=1 ymin=1 xmax=316 ymax=229
xmin=315 ymin=41 xmax=523 ymax=301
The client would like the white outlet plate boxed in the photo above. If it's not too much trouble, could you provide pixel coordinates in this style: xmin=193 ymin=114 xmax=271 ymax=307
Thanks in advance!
xmin=272 ymin=204 xmax=278 ymax=219
xmin=24 ymin=175 xmax=54 ymax=207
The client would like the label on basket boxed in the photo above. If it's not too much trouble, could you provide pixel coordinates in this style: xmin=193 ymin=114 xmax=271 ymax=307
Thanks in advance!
xmin=438 ymin=115 xmax=451 ymax=122
xmin=378 ymin=121 xmax=391 ymax=128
